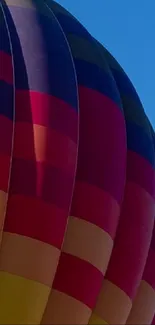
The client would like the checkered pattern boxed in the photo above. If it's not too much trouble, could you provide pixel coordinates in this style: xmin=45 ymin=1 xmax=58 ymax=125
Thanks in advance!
xmin=0 ymin=0 xmax=155 ymax=324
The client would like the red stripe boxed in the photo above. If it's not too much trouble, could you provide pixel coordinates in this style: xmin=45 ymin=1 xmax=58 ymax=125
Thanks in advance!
xmin=71 ymin=181 xmax=120 ymax=239
xmin=105 ymin=181 xmax=155 ymax=299
xmin=15 ymin=90 xmax=78 ymax=143
xmin=143 ymin=248 xmax=155 ymax=289
xmin=53 ymin=252 xmax=103 ymax=308
xmin=14 ymin=122 xmax=77 ymax=173
xmin=0 ymin=115 xmax=13 ymax=155
xmin=0 ymin=155 xmax=11 ymax=192
xmin=9 ymin=158 xmax=75 ymax=210
xmin=127 ymin=150 xmax=155 ymax=199
xmin=4 ymin=194 xmax=68 ymax=248
xmin=77 ymin=86 xmax=126 ymax=203
xmin=0 ymin=51 xmax=13 ymax=84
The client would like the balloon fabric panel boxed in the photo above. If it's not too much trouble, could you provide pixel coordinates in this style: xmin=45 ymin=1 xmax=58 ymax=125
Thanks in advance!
xmin=0 ymin=0 xmax=155 ymax=324
xmin=0 ymin=0 xmax=78 ymax=323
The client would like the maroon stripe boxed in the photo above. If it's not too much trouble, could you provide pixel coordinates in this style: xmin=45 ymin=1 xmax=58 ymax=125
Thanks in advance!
xmin=9 ymin=158 xmax=75 ymax=210
xmin=0 ymin=51 xmax=13 ymax=84
xmin=4 ymin=194 xmax=68 ymax=248
xmin=71 ymin=181 xmax=120 ymax=239
xmin=76 ymin=86 xmax=126 ymax=203
xmin=143 ymin=248 xmax=155 ymax=289
xmin=127 ymin=150 xmax=155 ymax=198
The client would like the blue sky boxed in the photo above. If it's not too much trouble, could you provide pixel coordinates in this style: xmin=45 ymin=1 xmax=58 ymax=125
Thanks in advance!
xmin=56 ymin=0 xmax=155 ymax=128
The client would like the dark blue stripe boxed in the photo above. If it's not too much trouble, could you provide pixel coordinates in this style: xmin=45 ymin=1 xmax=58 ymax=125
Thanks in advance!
xmin=51 ymin=11 xmax=92 ymax=41
xmin=126 ymin=120 xmax=155 ymax=167
xmin=111 ymin=68 xmax=143 ymax=107
xmin=0 ymin=19 xmax=11 ymax=54
xmin=0 ymin=81 xmax=13 ymax=120
xmin=51 ymin=8 xmax=139 ymax=109
xmin=3 ymin=5 xmax=78 ymax=112
xmin=74 ymin=59 xmax=122 ymax=107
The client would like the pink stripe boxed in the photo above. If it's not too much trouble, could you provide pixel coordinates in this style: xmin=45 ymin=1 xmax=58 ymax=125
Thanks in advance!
xmin=15 ymin=90 xmax=78 ymax=143
xmin=105 ymin=181 xmax=155 ymax=299
xmin=53 ymin=252 xmax=103 ymax=308
xmin=71 ymin=181 xmax=120 ymax=239
xmin=0 ymin=51 xmax=13 ymax=84
xmin=76 ymin=86 xmax=126 ymax=203
xmin=127 ymin=150 xmax=155 ymax=198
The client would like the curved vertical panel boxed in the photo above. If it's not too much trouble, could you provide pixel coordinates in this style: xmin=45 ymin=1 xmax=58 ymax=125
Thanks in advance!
xmin=89 ymin=43 xmax=155 ymax=324
xmin=0 ymin=0 xmax=78 ymax=324
xmin=0 ymin=4 xmax=14 ymax=246
xmin=0 ymin=1 xmax=154 ymax=324
xmin=127 ymin=130 xmax=155 ymax=325
xmin=42 ymin=1 xmax=127 ymax=324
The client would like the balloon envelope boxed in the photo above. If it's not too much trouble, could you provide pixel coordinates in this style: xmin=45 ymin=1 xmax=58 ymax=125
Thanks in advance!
xmin=0 ymin=0 xmax=155 ymax=324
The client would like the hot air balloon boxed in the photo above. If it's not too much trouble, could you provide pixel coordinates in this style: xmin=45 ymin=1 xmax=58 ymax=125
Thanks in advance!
xmin=0 ymin=0 xmax=155 ymax=324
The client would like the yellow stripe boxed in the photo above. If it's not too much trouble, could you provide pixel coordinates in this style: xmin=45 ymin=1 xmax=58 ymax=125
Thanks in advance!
xmin=0 ymin=272 xmax=50 ymax=324
xmin=89 ymin=313 xmax=108 ymax=324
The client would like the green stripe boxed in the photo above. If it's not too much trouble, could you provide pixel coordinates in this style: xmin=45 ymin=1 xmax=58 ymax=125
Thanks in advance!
xmin=45 ymin=0 xmax=72 ymax=17
xmin=122 ymin=95 xmax=152 ymax=139
xmin=100 ymin=43 xmax=124 ymax=73
xmin=94 ymin=39 xmax=153 ymax=138
xmin=67 ymin=34 xmax=110 ymax=73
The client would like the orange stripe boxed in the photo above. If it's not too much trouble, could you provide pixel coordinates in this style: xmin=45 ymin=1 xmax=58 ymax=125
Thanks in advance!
xmin=62 ymin=216 xmax=113 ymax=273
xmin=14 ymin=123 xmax=77 ymax=172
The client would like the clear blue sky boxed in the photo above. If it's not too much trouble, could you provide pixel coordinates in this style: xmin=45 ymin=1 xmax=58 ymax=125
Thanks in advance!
xmin=56 ymin=0 xmax=155 ymax=128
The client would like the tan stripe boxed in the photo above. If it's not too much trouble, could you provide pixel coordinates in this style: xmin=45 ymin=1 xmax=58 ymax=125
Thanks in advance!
xmin=41 ymin=289 xmax=91 ymax=324
xmin=91 ymin=279 xmax=132 ymax=324
xmin=0 ymin=232 xmax=60 ymax=287
xmin=127 ymin=280 xmax=155 ymax=325
xmin=62 ymin=217 xmax=113 ymax=273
